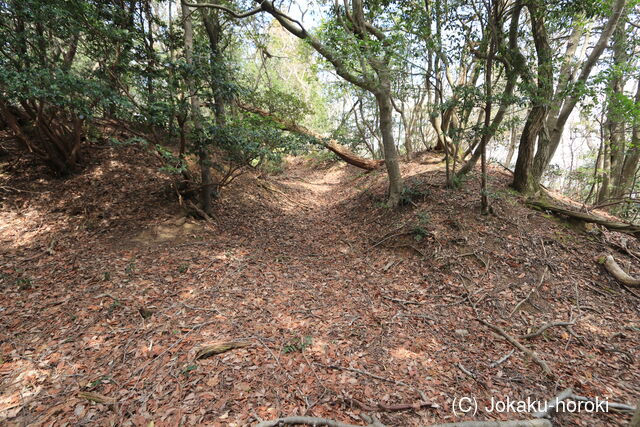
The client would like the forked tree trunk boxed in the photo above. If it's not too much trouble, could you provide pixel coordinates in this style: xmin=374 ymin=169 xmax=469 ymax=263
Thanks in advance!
xmin=513 ymin=106 xmax=546 ymax=193
xmin=512 ymin=0 xmax=553 ymax=194
xmin=528 ymin=0 xmax=626 ymax=186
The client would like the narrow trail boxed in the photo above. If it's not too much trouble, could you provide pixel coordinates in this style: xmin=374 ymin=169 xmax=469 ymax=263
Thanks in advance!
xmin=1 ymin=156 xmax=638 ymax=426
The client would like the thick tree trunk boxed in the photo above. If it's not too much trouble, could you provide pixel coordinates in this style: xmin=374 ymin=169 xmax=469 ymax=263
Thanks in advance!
xmin=375 ymin=86 xmax=404 ymax=207
xmin=512 ymin=0 xmax=553 ymax=194
xmin=615 ymin=79 xmax=640 ymax=199
xmin=513 ymin=107 xmax=546 ymax=193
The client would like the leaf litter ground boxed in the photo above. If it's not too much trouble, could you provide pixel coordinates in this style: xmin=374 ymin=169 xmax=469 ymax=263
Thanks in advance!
xmin=0 ymin=144 xmax=638 ymax=426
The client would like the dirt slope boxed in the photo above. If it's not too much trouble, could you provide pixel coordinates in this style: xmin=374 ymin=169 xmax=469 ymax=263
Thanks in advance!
xmin=0 ymin=144 xmax=638 ymax=426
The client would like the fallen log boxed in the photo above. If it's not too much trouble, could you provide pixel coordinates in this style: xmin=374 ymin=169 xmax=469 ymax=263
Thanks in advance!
xmin=526 ymin=200 xmax=640 ymax=237
xmin=237 ymin=101 xmax=384 ymax=171
xmin=597 ymin=254 xmax=640 ymax=287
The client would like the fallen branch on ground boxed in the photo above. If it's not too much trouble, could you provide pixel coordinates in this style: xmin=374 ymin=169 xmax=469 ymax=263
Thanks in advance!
xmin=194 ymin=340 xmax=251 ymax=360
xmin=572 ymin=395 xmax=636 ymax=412
xmin=527 ymin=200 xmax=640 ymax=237
xmin=533 ymin=388 xmax=574 ymax=418
xmin=490 ymin=349 xmax=515 ymax=367
xmin=477 ymin=319 xmax=554 ymax=377
xmin=597 ymin=254 xmax=640 ymax=287
xmin=521 ymin=321 xmax=575 ymax=340
xmin=509 ymin=267 xmax=548 ymax=317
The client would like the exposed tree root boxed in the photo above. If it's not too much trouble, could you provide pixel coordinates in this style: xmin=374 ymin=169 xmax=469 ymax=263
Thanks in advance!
xmin=597 ymin=254 xmax=640 ymax=287
xmin=477 ymin=319 xmax=554 ymax=377
xmin=521 ymin=321 xmax=575 ymax=340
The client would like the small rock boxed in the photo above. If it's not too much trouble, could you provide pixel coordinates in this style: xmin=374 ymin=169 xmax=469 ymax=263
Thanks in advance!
xmin=455 ymin=329 xmax=469 ymax=337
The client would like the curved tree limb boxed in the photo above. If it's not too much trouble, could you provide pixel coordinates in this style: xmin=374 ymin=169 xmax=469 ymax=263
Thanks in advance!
xmin=598 ymin=254 xmax=640 ymax=287
xmin=237 ymin=101 xmax=384 ymax=170
xmin=181 ymin=0 xmax=265 ymax=18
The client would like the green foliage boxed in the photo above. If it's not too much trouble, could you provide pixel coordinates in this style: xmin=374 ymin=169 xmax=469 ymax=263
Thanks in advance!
xmin=206 ymin=115 xmax=312 ymax=169
xmin=283 ymin=336 xmax=313 ymax=353
xmin=15 ymin=276 xmax=34 ymax=290
xmin=155 ymin=145 xmax=187 ymax=175
xmin=399 ymin=180 xmax=430 ymax=206
xmin=450 ymin=173 xmax=469 ymax=190
xmin=412 ymin=211 xmax=431 ymax=241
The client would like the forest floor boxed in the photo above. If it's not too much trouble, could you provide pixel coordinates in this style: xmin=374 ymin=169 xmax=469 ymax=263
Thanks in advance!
xmin=1 ymin=141 xmax=639 ymax=427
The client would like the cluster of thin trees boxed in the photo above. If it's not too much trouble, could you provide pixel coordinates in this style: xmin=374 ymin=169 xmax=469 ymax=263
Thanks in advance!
xmin=1 ymin=0 xmax=639 ymax=214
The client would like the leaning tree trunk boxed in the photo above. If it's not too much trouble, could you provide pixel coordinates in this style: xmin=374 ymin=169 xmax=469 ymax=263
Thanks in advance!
xmin=375 ymin=84 xmax=403 ymax=207
xmin=529 ymin=0 xmax=626 ymax=186
xmin=236 ymin=101 xmax=384 ymax=170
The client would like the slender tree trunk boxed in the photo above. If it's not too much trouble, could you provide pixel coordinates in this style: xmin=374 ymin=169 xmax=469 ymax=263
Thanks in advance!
xmin=480 ymin=0 xmax=496 ymax=214
xmin=609 ymin=19 xmax=630 ymax=200
xmin=376 ymin=85 xmax=404 ymax=206
xmin=505 ymin=119 xmax=518 ymax=168
xmin=181 ymin=2 xmax=213 ymax=215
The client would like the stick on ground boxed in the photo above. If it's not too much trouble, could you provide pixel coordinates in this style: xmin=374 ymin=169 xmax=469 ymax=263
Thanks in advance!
xmin=477 ymin=319 xmax=554 ymax=377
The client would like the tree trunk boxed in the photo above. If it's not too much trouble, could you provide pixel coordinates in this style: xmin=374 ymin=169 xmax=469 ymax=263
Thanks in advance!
xmin=376 ymin=86 xmax=403 ymax=207
xmin=512 ymin=0 xmax=553 ymax=194
xmin=597 ymin=139 xmax=611 ymax=204
xmin=513 ymin=107 xmax=546 ymax=193
xmin=505 ymin=119 xmax=518 ymax=167
xmin=615 ymin=78 xmax=640 ymax=199
xmin=181 ymin=2 xmax=213 ymax=216
xmin=529 ymin=0 xmax=626 ymax=185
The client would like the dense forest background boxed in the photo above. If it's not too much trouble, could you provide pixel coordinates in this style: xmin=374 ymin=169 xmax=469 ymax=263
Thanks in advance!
xmin=1 ymin=0 xmax=640 ymax=215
